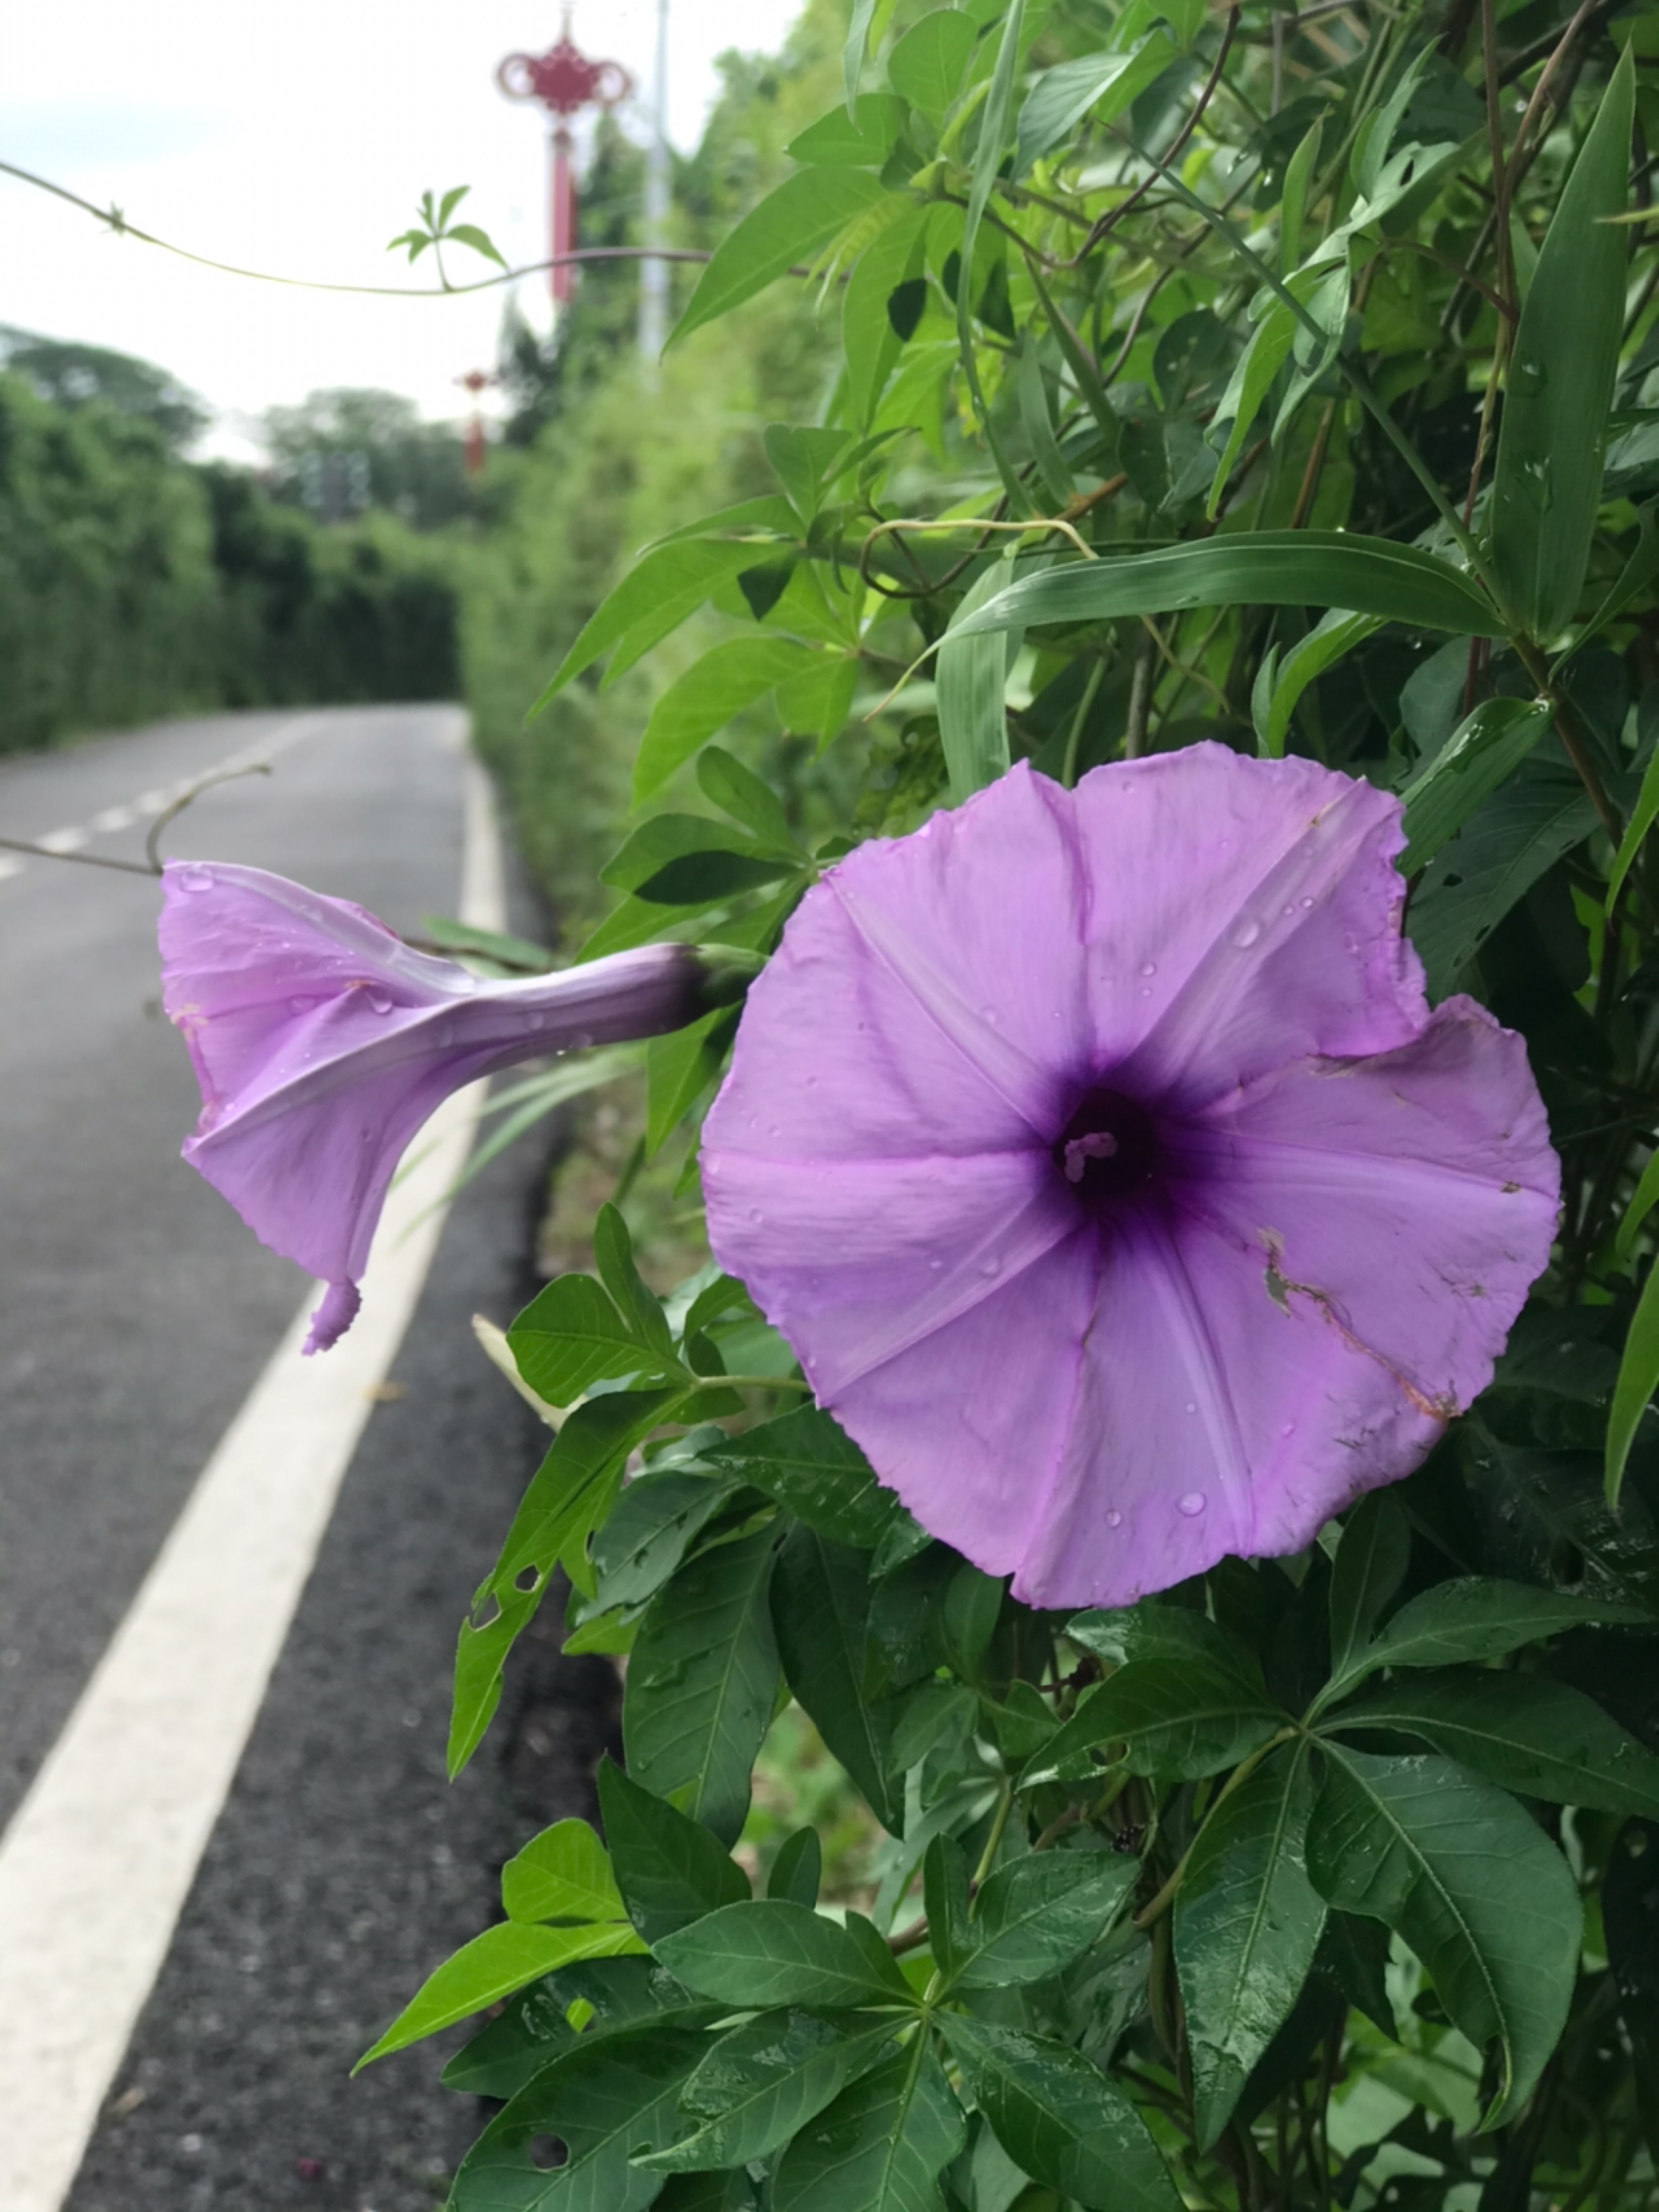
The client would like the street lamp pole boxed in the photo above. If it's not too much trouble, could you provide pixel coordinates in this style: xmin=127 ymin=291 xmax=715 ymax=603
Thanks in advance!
xmin=637 ymin=0 xmax=670 ymax=373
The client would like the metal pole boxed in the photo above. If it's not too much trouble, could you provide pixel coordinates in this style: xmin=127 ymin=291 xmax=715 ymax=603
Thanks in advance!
xmin=637 ymin=0 xmax=670 ymax=373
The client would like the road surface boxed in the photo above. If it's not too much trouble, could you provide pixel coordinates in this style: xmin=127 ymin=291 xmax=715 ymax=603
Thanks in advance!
xmin=0 ymin=707 xmax=614 ymax=2212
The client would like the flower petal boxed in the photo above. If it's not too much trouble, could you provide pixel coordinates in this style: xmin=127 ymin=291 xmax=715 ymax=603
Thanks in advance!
xmin=1068 ymin=744 xmax=1426 ymax=1104
xmin=704 ymin=1146 xmax=1075 ymax=1396
xmin=708 ymin=764 xmax=1093 ymax=1164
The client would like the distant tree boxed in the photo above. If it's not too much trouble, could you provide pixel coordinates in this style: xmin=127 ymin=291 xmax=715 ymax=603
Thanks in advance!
xmin=0 ymin=327 xmax=206 ymax=453
xmin=261 ymin=388 xmax=473 ymax=530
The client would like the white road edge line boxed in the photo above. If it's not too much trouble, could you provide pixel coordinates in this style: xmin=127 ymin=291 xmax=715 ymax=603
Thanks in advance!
xmin=0 ymin=715 xmax=503 ymax=2212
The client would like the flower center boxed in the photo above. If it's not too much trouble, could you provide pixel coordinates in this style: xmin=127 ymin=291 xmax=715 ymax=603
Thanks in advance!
xmin=1053 ymin=1087 xmax=1159 ymax=1206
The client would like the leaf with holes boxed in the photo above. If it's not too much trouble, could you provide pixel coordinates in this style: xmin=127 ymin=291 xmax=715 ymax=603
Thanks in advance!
xmin=638 ymin=2009 xmax=901 ymax=2173
xmin=502 ymin=1819 xmax=628 ymax=1925
xmin=356 ymin=1919 xmax=644 ymax=2069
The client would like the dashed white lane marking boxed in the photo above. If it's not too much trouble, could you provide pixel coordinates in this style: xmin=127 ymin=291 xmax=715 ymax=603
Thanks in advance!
xmin=0 ymin=714 xmax=496 ymax=2212
xmin=0 ymin=713 xmax=324 ymax=886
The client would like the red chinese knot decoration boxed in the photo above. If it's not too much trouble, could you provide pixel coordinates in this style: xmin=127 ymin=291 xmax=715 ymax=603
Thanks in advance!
xmin=498 ymin=12 xmax=633 ymax=304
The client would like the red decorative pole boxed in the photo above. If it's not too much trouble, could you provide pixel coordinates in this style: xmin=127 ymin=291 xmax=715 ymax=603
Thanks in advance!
xmin=455 ymin=370 xmax=498 ymax=474
xmin=498 ymin=12 xmax=634 ymax=305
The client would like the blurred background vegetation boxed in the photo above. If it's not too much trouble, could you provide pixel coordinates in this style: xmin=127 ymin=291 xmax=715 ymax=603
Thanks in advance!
xmin=0 ymin=0 xmax=839 ymax=848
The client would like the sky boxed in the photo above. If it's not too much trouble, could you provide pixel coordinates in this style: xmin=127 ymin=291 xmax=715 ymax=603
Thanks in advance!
xmin=0 ymin=0 xmax=802 ymax=460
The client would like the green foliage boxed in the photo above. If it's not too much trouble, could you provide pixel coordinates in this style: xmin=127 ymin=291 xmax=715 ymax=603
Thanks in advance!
xmin=0 ymin=359 xmax=461 ymax=753
xmin=387 ymin=0 xmax=1659 ymax=2203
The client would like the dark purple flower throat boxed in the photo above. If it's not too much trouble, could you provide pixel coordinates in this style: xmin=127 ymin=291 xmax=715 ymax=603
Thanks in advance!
xmin=1053 ymin=1085 xmax=1159 ymax=1207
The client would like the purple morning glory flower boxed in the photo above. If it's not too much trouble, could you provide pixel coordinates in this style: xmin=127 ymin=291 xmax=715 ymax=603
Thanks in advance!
xmin=160 ymin=860 xmax=707 ymax=1355
xmin=702 ymin=747 xmax=1559 ymax=1610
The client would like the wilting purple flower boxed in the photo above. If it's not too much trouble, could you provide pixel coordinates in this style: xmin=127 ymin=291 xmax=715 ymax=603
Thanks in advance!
xmin=702 ymin=747 xmax=1559 ymax=1609
xmin=160 ymin=860 xmax=707 ymax=1354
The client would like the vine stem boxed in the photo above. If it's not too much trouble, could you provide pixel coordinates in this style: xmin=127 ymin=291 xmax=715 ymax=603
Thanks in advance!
xmin=1511 ymin=638 xmax=1625 ymax=844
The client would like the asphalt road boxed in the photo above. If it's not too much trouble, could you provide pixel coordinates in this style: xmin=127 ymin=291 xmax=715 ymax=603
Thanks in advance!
xmin=0 ymin=708 xmax=616 ymax=2211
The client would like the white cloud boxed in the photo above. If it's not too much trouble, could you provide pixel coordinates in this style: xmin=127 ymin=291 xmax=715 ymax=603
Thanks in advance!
xmin=0 ymin=0 xmax=802 ymax=454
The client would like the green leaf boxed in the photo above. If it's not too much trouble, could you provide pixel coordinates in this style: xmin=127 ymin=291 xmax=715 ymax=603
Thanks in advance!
xmin=937 ymin=2015 xmax=1182 ymax=2212
xmin=844 ymin=202 xmax=930 ymax=429
xmin=450 ymin=1391 xmax=682 ymax=1775
xmin=447 ymin=221 xmax=507 ymax=268
xmin=938 ymin=558 xmax=1017 ymax=801
xmin=1603 ymin=1820 xmax=1659 ymax=2163
xmin=586 ymin=1469 xmax=743 ymax=1618
xmin=1320 ymin=1575 xmax=1649 ymax=1710
xmin=597 ymin=1756 xmax=751 ymax=1945
xmin=600 ymin=815 xmax=797 ymax=903
xmin=448 ymin=2023 xmax=707 ymax=2212
xmin=1066 ymin=1604 xmax=1259 ymax=1672
xmin=653 ymin=1899 xmax=915 ymax=2011
xmin=1328 ymin=1492 xmax=1411 ymax=1685
xmin=503 ymin=1819 xmax=628 ymax=1925
xmin=954 ymin=1850 xmax=1138 ymax=1989
xmin=442 ymin=1982 xmax=577 ymax=2102
xmin=1325 ymin=1668 xmax=1659 ymax=1814
xmin=789 ymin=92 xmax=909 ymax=166
xmin=949 ymin=535 xmax=1504 ymax=644
xmin=1306 ymin=1744 xmax=1582 ymax=2127
xmin=1252 ymin=610 xmax=1382 ymax=758
xmin=638 ymin=2009 xmax=900 ymax=2172
xmin=844 ymin=0 xmax=884 ymax=114
xmin=705 ymin=1407 xmax=905 ymax=1549
xmin=645 ymin=1007 xmax=740 ymax=1155
xmin=634 ymin=640 xmax=823 ymax=800
xmin=1397 ymin=696 xmax=1555 ymax=874
xmin=770 ymin=1827 xmax=824 ymax=1907
xmin=594 ymin=1203 xmax=678 ymax=1362
xmin=1014 ymin=32 xmax=1176 ymax=175
xmin=697 ymin=745 xmax=805 ymax=851
xmin=1609 ymin=1256 xmax=1659 ymax=1508
xmin=1028 ymin=1655 xmax=1285 ymax=1784
xmin=1175 ymin=1744 xmax=1326 ymax=2150
xmin=772 ymin=1525 xmax=904 ymax=1830
xmin=624 ymin=1525 xmax=780 ymax=1846
xmin=1491 ymin=45 xmax=1635 ymax=640
xmin=1206 ymin=299 xmax=1297 ymax=517
xmin=770 ymin=2039 xmax=966 ymax=2212
xmin=533 ymin=540 xmax=763 ymax=707
xmin=887 ymin=9 xmax=978 ymax=118
xmin=1017 ymin=343 xmax=1075 ymax=509
xmin=356 ymin=1919 xmax=643 ymax=2068
xmin=671 ymin=170 xmax=888 ymax=349
xmin=923 ymin=1834 xmax=972 ymax=1982
xmin=509 ymin=1273 xmax=680 ymax=1405
xmin=1407 ymin=765 xmax=1599 ymax=996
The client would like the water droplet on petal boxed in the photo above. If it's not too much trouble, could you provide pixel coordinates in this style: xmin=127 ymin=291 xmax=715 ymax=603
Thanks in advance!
xmin=1139 ymin=961 xmax=1156 ymax=978
xmin=1105 ymin=1509 xmax=1122 ymax=1528
xmin=979 ymin=1255 xmax=1002 ymax=1278
xmin=1301 ymin=895 xmax=1315 ymax=909
xmin=1231 ymin=919 xmax=1261 ymax=949
xmin=980 ymin=1006 xmax=999 ymax=1025
xmin=453 ymin=970 xmax=479 ymax=995
xmin=1281 ymin=1421 xmax=1296 ymax=1437
xmin=288 ymin=996 xmax=316 ymax=1015
xmin=177 ymin=866 xmax=213 ymax=893
xmin=928 ymin=1257 xmax=944 ymax=1272
xmin=749 ymin=1207 xmax=764 ymax=1223
xmin=366 ymin=988 xmax=394 ymax=1014
xmin=805 ymin=1075 xmax=818 ymax=1088
xmin=1185 ymin=1401 xmax=1198 ymax=1415
xmin=1178 ymin=1491 xmax=1207 ymax=1517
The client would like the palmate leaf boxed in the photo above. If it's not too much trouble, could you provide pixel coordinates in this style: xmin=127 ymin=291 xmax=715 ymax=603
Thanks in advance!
xmin=1327 ymin=1492 xmax=1411 ymax=1684
xmin=937 ymin=2015 xmax=1182 ymax=2212
xmin=952 ymin=1848 xmax=1138 ymax=1990
xmin=1014 ymin=30 xmax=1177 ymax=176
xmin=1175 ymin=1742 xmax=1326 ymax=2150
xmin=1325 ymin=1668 xmax=1659 ymax=1814
xmin=638 ymin=2009 xmax=900 ymax=2173
xmin=633 ymin=639 xmax=826 ymax=800
xmin=770 ymin=2040 xmax=965 ymax=2212
xmin=532 ymin=539 xmax=766 ymax=709
xmin=1396 ymin=696 xmax=1555 ymax=873
xmin=355 ymin=1919 xmax=644 ymax=2068
xmin=583 ymin=1468 xmax=744 ymax=1619
xmin=448 ymin=2024 xmax=707 ymax=2212
xmin=771 ymin=1525 xmax=904 ymax=1829
xmin=1406 ymin=758 xmax=1598 ymax=992
xmin=597 ymin=1757 xmax=751 ymax=1946
xmin=946 ymin=534 xmax=1504 ymax=643
xmin=1491 ymin=45 xmax=1635 ymax=640
xmin=623 ymin=1524 xmax=780 ymax=1847
xmin=1316 ymin=1574 xmax=1650 ymax=1712
xmin=1306 ymin=1744 xmax=1582 ymax=2127
xmin=705 ymin=1406 xmax=904 ymax=1548
xmin=502 ymin=1819 xmax=627 ymax=1925
xmin=1026 ymin=1652 xmax=1286 ymax=1784
xmin=653 ymin=1899 xmax=916 ymax=2012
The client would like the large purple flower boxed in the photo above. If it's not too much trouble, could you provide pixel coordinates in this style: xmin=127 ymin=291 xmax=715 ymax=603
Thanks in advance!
xmin=702 ymin=747 xmax=1559 ymax=1609
xmin=161 ymin=861 xmax=707 ymax=1354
